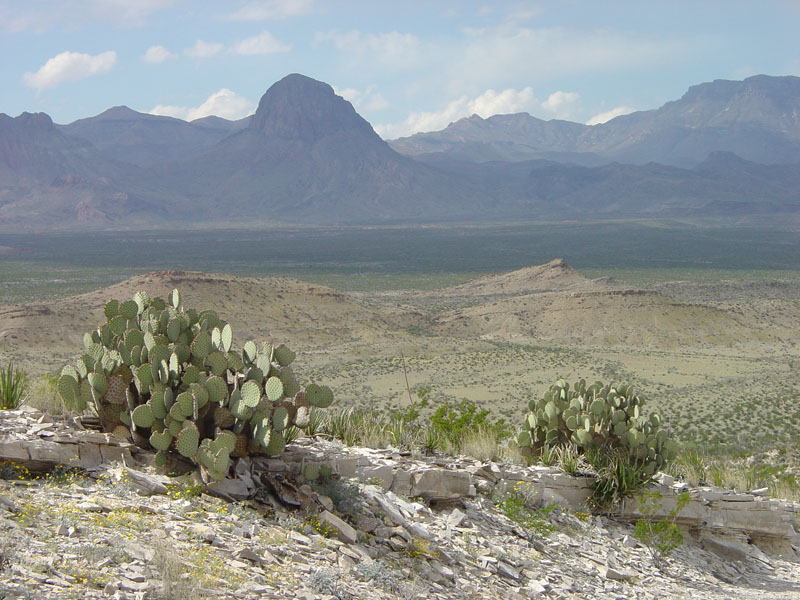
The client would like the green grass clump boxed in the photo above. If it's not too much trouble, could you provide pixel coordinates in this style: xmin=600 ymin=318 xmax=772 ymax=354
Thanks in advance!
xmin=0 ymin=362 xmax=27 ymax=409
xmin=492 ymin=481 xmax=556 ymax=539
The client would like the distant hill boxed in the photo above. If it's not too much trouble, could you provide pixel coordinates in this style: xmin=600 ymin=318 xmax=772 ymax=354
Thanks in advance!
xmin=391 ymin=75 xmax=800 ymax=167
xmin=0 ymin=112 xmax=168 ymax=229
xmin=1 ymin=73 xmax=799 ymax=230
xmin=434 ymin=258 xmax=601 ymax=298
xmin=430 ymin=261 xmax=768 ymax=348
xmin=0 ymin=270 xmax=396 ymax=373
xmin=58 ymin=106 xmax=249 ymax=166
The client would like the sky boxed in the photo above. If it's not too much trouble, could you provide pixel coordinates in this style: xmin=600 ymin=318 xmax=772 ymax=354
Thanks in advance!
xmin=1 ymin=1 xmax=799 ymax=139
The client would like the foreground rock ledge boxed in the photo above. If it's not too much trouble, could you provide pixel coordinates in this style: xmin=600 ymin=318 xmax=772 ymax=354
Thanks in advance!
xmin=2 ymin=407 xmax=798 ymax=554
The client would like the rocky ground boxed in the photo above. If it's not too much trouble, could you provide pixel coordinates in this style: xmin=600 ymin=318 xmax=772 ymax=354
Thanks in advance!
xmin=1 ymin=408 xmax=799 ymax=600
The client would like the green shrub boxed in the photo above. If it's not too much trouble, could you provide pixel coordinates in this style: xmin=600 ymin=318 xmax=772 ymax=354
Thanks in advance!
xmin=587 ymin=447 xmax=653 ymax=508
xmin=430 ymin=398 xmax=510 ymax=452
xmin=492 ymin=481 xmax=556 ymax=539
xmin=0 ymin=362 xmax=27 ymax=409
xmin=55 ymin=289 xmax=333 ymax=481
xmin=634 ymin=489 xmax=691 ymax=569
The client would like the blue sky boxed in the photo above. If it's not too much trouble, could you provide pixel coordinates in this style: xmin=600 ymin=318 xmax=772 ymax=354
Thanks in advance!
xmin=2 ymin=1 xmax=798 ymax=138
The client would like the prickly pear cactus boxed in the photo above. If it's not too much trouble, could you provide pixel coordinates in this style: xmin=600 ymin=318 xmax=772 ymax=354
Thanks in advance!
xmin=518 ymin=379 xmax=677 ymax=476
xmin=56 ymin=289 xmax=334 ymax=482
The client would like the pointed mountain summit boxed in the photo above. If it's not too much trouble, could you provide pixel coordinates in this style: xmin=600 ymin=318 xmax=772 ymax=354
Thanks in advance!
xmin=159 ymin=73 xmax=483 ymax=224
xmin=249 ymin=73 xmax=378 ymax=142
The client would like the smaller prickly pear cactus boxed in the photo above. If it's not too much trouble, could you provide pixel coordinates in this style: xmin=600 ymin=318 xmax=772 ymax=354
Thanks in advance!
xmin=519 ymin=378 xmax=675 ymax=476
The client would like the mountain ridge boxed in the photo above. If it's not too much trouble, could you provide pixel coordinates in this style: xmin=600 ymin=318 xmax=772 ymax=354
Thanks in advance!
xmin=391 ymin=75 xmax=800 ymax=167
xmin=1 ymin=73 xmax=800 ymax=230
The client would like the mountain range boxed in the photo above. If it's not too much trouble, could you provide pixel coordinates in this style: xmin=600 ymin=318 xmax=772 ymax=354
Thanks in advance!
xmin=391 ymin=75 xmax=800 ymax=167
xmin=1 ymin=73 xmax=799 ymax=231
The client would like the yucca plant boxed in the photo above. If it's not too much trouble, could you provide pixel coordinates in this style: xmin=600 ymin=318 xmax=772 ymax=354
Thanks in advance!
xmin=0 ymin=363 xmax=27 ymax=409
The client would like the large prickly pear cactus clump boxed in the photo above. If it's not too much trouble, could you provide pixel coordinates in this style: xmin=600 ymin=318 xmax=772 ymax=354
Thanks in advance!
xmin=518 ymin=379 xmax=677 ymax=476
xmin=57 ymin=289 xmax=334 ymax=481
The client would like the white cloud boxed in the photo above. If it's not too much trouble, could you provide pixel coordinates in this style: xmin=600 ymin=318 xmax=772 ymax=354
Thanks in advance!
xmin=23 ymin=50 xmax=117 ymax=91
xmin=457 ymin=26 xmax=694 ymax=84
xmin=334 ymin=85 xmax=390 ymax=113
xmin=541 ymin=91 xmax=579 ymax=118
xmin=376 ymin=87 xmax=539 ymax=138
xmin=315 ymin=30 xmax=423 ymax=69
xmin=149 ymin=88 xmax=256 ymax=121
xmin=229 ymin=0 xmax=312 ymax=20
xmin=184 ymin=40 xmax=224 ymax=58
xmin=141 ymin=45 xmax=176 ymax=64
xmin=90 ymin=0 xmax=178 ymax=24
xmin=231 ymin=30 xmax=290 ymax=55
xmin=1 ymin=0 xmax=178 ymax=31
xmin=586 ymin=105 xmax=636 ymax=125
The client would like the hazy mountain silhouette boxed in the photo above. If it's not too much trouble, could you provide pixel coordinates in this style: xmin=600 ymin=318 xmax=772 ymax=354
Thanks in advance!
xmin=1 ymin=74 xmax=799 ymax=231
xmin=58 ymin=106 xmax=249 ymax=167
xmin=391 ymin=75 xmax=800 ymax=167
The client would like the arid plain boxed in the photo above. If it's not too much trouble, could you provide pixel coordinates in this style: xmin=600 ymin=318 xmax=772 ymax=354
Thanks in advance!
xmin=3 ymin=253 xmax=799 ymax=453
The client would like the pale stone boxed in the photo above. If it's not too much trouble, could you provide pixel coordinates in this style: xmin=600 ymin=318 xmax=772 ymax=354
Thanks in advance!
xmin=410 ymin=468 xmax=470 ymax=502
xmin=123 ymin=467 xmax=168 ymax=496
xmin=703 ymin=537 xmax=749 ymax=562
xmin=208 ymin=476 xmax=250 ymax=501
xmin=446 ymin=508 xmax=466 ymax=529
xmin=600 ymin=564 xmax=636 ymax=581
xmin=0 ymin=441 xmax=30 ymax=462
xmin=319 ymin=510 xmax=357 ymax=544
xmin=358 ymin=465 xmax=393 ymax=490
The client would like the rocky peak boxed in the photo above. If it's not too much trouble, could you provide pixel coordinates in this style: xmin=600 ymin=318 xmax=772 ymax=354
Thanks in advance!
xmin=248 ymin=73 xmax=380 ymax=143
xmin=0 ymin=111 xmax=56 ymax=134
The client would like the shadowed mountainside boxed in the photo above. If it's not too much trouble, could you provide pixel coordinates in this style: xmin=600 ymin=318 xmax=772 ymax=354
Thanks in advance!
xmin=58 ymin=106 xmax=250 ymax=167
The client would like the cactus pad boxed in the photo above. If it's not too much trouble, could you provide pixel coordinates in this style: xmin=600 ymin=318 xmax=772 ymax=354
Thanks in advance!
xmin=306 ymin=384 xmax=334 ymax=408
xmin=176 ymin=422 xmax=200 ymax=458
xmin=273 ymin=344 xmax=295 ymax=367
xmin=264 ymin=376 xmax=284 ymax=402
xmin=240 ymin=380 xmax=262 ymax=407
xmin=150 ymin=430 xmax=173 ymax=452
xmin=191 ymin=331 xmax=212 ymax=359
xmin=131 ymin=404 xmax=154 ymax=428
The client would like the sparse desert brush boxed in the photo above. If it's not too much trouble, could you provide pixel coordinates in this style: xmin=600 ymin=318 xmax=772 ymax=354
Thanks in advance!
xmin=666 ymin=446 xmax=800 ymax=502
xmin=23 ymin=373 xmax=64 ymax=415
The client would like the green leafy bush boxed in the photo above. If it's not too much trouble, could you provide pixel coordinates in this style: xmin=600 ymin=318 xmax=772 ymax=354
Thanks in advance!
xmin=430 ymin=398 xmax=510 ymax=452
xmin=0 ymin=362 xmax=27 ymax=409
xmin=56 ymin=289 xmax=333 ymax=481
xmin=492 ymin=481 xmax=556 ymax=539
xmin=634 ymin=489 xmax=691 ymax=569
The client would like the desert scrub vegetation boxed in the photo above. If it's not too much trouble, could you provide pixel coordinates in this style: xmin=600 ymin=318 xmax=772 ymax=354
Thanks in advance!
xmin=0 ymin=362 xmax=27 ymax=409
xmin=53 ymin=288 xmax=334 ymax=482
xmin=492 ymin=480 xmax=557 ymax=539
xmin=667 ymin=447 xmax=800 ymax=502
xmin=313 ymin=387 xmax=515 ymax=462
